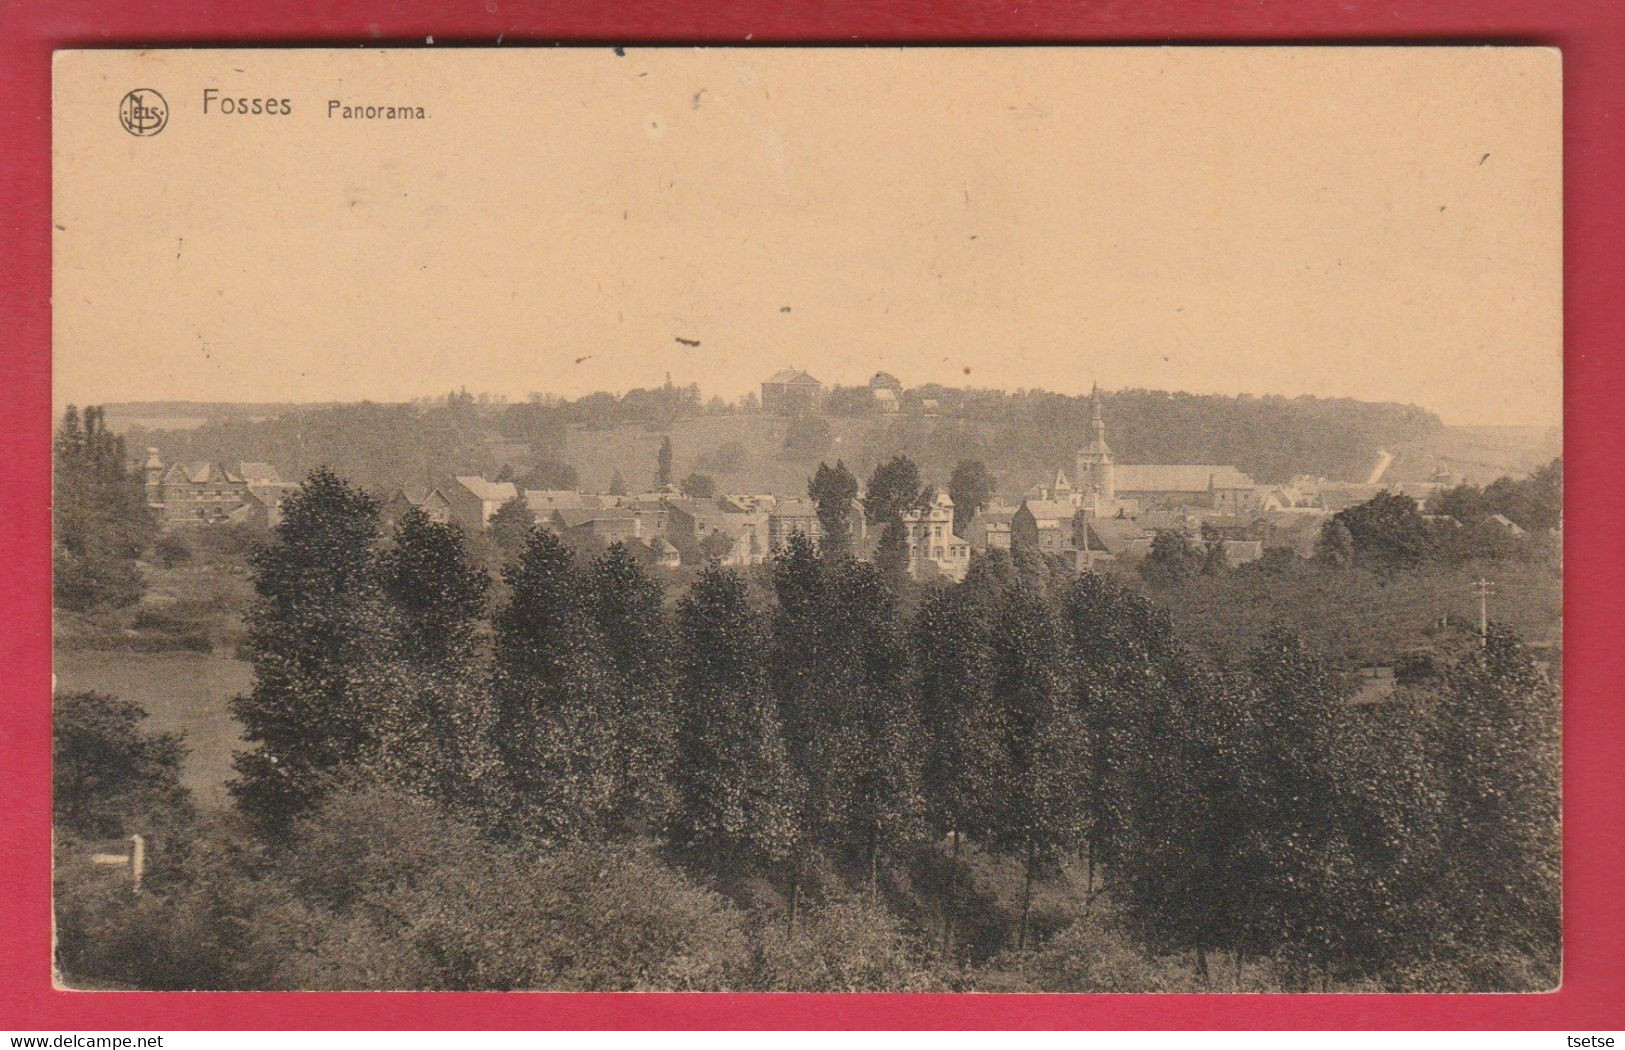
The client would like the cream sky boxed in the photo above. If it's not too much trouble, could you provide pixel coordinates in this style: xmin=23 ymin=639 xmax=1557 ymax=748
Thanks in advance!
xmin=53 ymin=47 xmax=1561 ymax=426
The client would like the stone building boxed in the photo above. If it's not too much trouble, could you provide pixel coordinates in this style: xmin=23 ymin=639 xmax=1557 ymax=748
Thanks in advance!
xmin=761 ymin=369 xmax=824 ymax=415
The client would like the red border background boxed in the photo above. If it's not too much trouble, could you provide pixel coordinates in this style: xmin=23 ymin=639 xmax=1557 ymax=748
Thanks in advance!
xmin=3 ymin=0 xmax=1622 ymax=1031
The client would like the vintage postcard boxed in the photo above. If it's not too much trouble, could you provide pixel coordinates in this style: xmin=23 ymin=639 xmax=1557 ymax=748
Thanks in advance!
xmin=50 ymin=47 xmax=1561 ymax=993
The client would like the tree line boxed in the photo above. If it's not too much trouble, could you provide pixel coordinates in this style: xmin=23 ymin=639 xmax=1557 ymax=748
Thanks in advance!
xmin=54 ymin=405 xmax=157 ymax=610
xmin=199 ymin=464 xmax=1560 ymax=989
xmin=130 ymin=381 xmax=1447 ymax=502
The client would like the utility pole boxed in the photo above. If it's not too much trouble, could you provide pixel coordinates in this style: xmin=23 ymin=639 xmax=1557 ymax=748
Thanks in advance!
xmin=1473 ymin=578 xmax=1495 ymax=647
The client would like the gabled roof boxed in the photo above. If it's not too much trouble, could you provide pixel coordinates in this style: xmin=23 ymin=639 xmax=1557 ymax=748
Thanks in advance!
xmin=1019 ymin=500 xmax=1076 ymax=523
xmin=164 ymin=461 xmax=242 ymax=485
xmin=1084 ymin=517 xmax=1150 ymax=553
xmin=237 ymin=462 xmax=282 ymax=484
xmin=771 ymin=498 xmax=819 ymax=517
xmin=1115 ymin=464 xmax=1255 ymax=493
xmin=554 ymin=508 xmax=637 ymax=529
xmin=454 ymin=476 xmax=518 ymax=503
xmin=389 ymin=485 xmax=431 ymax=506
xmin=524 ymin=489 xmax=589 ymax=512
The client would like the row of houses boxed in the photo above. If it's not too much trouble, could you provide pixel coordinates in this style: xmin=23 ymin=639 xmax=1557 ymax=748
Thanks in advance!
xmin=382 ymin=476 xmax=975 ymax=580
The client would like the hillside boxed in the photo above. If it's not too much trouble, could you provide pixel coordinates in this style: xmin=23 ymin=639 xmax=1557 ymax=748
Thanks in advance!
xmin=104 ymin=386 xmax=1484 ymax=499
xmin=1386 ymin=425 xmax=1563 ymax=485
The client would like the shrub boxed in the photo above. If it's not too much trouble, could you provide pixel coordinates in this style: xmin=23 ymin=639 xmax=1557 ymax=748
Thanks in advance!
xmin=53 ymin=551 xmax=145 ymax=611
xmin=153 ymin=534 xmax=194 ymax=568
xmin=975 ymin=911 xmax=1194 ymax=993
xmin=54 ymin=815 xmax=309 ymax=991
xmin=288 ymin=840 xmax=751 ymax=990
xmin=752 ymin=895 xmax=938 ymax=992
xmin=53 ymin=691 xmax=190 ymax=839
xmin=274 ymin=787 xmax=751 ymax=990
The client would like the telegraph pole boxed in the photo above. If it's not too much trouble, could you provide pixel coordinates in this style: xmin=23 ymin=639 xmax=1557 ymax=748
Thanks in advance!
xmin=1473 ymin=578 xmax=1495 ymax=647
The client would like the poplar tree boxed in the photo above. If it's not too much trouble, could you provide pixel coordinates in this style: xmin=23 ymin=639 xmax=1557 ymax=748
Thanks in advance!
xmin=1421 ymin=627 xmax=1560 ymax=985
xmin=771 ymin=536 xmax=923 ymax=894
xmin=53 ymin=405 xmax=154 ymax=609
xmin=230 ymin=468 xmax=383 ymax=832
xmin=947 ymin=459 xmax=996 ymax=537
xmin=1059 ymin=571 xmax=1174 ymax=880
xmin=914 ymin=554 xmax=1010 ymax=958
xmin=1109 ymin=653 xmax=1253 ymax=983
xmin=808 ymin=460 xmax=859 ymax=555
xmin=863 ymin=455 xmax=924 ymax=580
xmin=361 ymin=508 xmax=495 ymax=806
xmin=670 ymin=565 xmax=803 ymax=889
xmin=656 ymin=436 xmax=674 ymax=489
xmin=986 ymin=584 xmax=1091 ymax=950
xmin=490 ymin=528 xmax=619 ymax=840
xmin=486 ymin=495 xmax=536 ymax=566
xmin=1237 ymin=627 xmax=1360 ymax=982
xmin=587 ymin=541 xmax=679 ymax=829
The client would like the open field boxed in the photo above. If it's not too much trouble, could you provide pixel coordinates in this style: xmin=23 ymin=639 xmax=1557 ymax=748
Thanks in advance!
xmin=1388 ymin=424 xmax=1562 ymax=484
xmin=54 ymin=649 xmax=252 ymax=807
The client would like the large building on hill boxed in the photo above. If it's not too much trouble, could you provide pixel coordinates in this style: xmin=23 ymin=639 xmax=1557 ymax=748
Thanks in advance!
xmin=761 ymin=369 xmax=824 ymax=415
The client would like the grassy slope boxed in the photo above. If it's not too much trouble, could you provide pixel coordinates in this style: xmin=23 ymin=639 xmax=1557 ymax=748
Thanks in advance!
xmin=53 ymin=649 xmax=252 ymax=807
xmin=561 ymin=414 xmax=900 ymax=495
xmin=1387 ymin=424 xmax=1562 ymax=484
xmin=1121 ymin=553 xmax=1562 ymax=670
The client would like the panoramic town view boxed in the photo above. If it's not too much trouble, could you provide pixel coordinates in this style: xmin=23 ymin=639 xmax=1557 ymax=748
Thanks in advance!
xmin=53 ymin=367 xmax=1561 ymax=992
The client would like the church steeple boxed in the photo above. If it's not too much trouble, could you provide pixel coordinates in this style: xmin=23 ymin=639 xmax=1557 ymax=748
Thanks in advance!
xmin=1075 ymin=383 xmax=1115 ymax=505
xmin=1090 ymin=383 xmax=1108 ymax=451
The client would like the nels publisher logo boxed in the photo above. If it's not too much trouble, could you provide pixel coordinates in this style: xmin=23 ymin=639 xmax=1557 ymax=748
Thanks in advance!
xmin=119 ymin=88 xmax=168 ymax=137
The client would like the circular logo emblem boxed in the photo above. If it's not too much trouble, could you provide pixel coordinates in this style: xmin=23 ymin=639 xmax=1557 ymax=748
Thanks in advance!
xmin=119 ymin=89 xmax=168 ymax=137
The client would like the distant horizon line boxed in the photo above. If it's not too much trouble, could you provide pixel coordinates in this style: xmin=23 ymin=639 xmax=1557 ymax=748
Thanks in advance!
xmin=54 ymin=385 xmax=1563 ymax=431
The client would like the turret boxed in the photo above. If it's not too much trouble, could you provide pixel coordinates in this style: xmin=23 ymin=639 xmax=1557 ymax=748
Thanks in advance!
xmin=143 ymin=448 xmax=163 ymax=509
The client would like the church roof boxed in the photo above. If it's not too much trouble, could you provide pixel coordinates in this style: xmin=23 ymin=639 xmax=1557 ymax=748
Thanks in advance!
xmin=1115 ymin=464 xmax=1254 ymax=493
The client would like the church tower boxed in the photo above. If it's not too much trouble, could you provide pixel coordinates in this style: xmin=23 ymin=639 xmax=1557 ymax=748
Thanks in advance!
xmin=1074 ymin=384 xmax=1115 ymax=506
xmin=143 ymin=447 xmax=165 ymax=511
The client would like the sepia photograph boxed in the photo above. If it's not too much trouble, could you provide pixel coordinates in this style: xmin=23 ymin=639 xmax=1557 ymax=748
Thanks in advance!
xmin=49 ymin=46 xmax=1562 ymax=994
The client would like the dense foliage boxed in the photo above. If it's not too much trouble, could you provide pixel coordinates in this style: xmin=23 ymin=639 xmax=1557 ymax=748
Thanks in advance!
xmin=54 ymin=406 xmax=157 ymax=610
xmin=55 ymin=465 xmax=1559 ymax=992
xmin=127 ymin=383 xmax=1445 ymax=500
